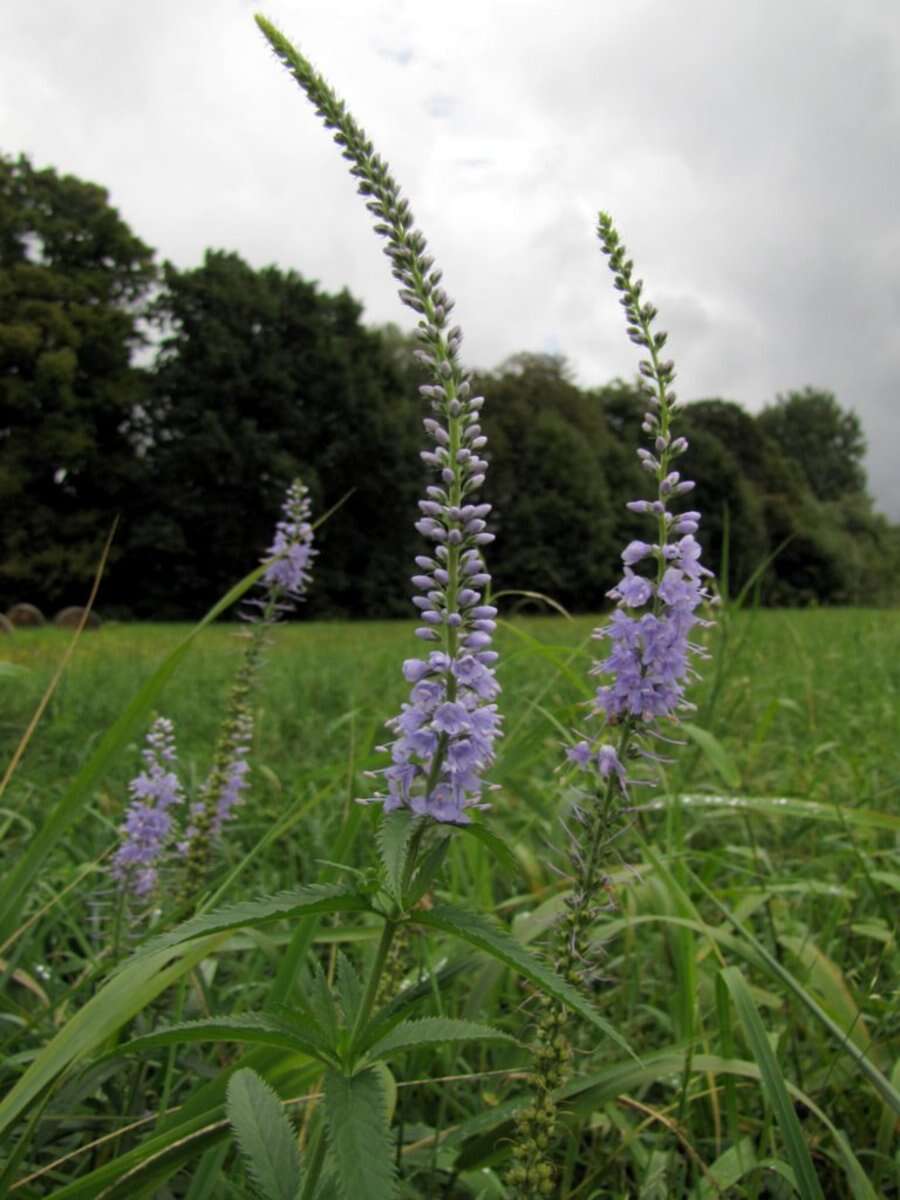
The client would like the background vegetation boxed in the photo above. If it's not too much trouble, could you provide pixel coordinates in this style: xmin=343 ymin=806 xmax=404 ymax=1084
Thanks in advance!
xmin=0 ymin=609 xmax=897 ymax=1195
xmin=3 ymin=151 xmax=898 ymax=621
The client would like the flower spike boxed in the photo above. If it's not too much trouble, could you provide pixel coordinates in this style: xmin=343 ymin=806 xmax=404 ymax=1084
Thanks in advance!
xmin=256 ymin=18 xmax=502 ymax=824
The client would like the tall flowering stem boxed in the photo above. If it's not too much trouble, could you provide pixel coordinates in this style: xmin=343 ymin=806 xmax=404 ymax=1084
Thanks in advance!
xmin=256 ymin=18 xmax=501 ymax=827
xmin=566 ymin=210 xmax=713 ymax=967
xmin=181 ymin=478 xmax=316 ymax=893
xmin=112 ymin=717 xmax=183 ymax=899
xmin=508 ymin=216 xmax=713 ymax=1198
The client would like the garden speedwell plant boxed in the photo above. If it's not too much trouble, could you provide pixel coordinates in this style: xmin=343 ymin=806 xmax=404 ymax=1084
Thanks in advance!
xmin=3 ymin=17 xmax=894 ymax=1200
xmin=111 ymin=479 xmax=316 ymax=909
xmin=506 ymin=217 xmax=714 ymax=1197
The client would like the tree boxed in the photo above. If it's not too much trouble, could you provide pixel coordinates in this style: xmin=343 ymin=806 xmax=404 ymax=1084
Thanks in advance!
xmin=129 ymin=251 xmax=423 ymax=617
xmin=757 ymin=387 xmax=867 ymax=502
xmin=474 ymin=355 xmax=618 ymax=611
xmin=0 ymin=154 xmax=156 ymax=610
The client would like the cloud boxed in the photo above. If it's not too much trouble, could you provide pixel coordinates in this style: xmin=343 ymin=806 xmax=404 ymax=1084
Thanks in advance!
xmin=3 ymin=0 xmax=899 ymax=514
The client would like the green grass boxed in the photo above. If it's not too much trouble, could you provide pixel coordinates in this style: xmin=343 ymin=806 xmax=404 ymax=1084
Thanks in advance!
xmin=0 ymin=608 xmax=898 ymax=1197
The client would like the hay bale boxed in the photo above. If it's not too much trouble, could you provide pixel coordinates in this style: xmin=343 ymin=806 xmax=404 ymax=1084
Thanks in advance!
xmin=0 ymin=613 xmax=13 ymax=636
xmin=5 ymin=603 xmax=46 ymax=628
xmin=53 ymin=606 xmax=102 ymax=630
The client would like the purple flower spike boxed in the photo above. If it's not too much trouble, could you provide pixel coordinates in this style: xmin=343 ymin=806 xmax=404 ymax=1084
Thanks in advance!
xmin=112 ymin=717 xmax=183 ymax=897
xmin=567 ymin=212 xmax=714 ymax=788
xmin=261 ymin=479 xmax=316 ymax=605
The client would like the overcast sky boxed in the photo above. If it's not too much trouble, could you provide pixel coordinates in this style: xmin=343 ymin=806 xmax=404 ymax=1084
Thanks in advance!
xmin=3 ymin=0 xmax=899 ymax=515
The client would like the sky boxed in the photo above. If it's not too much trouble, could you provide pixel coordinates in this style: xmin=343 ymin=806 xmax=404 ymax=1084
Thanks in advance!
xmin=3 ymin=0 xmax=899 ymax=516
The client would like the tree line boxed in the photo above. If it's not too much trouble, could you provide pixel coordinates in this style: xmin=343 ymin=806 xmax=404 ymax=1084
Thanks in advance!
xmin=2 ymin=152 xmax=897 ymax=620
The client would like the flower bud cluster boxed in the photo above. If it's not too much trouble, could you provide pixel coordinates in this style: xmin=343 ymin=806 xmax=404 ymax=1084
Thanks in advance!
xmin=111 ymin=717 xmax=182 ymax=898
xmin=260 ymin=25 xmax=505 ymax=824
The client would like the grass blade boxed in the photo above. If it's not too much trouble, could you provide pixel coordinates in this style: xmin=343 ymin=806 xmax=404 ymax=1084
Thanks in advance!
xmin=721 ymin=965 xmax=825 ymax=1200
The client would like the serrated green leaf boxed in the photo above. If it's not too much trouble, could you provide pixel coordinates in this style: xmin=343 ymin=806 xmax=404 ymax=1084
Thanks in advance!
xmin=364 ymin=1017 xmax=519 ymax=1063
xmin=303 ymin=959 xmax=339 ymax=1046
xmin=415 ymin=903 xmax=636 ymax=1059
xmin=43 ymin=1054 xmax=326 ymax=1200
xmin=407 ymin=832 xmax=451 ymax=906
xmin=376 ymin=809 xmax=418 ymax=901
xmin=108 ymin=1013 xmax=334 ymax=1066
xmin=119 ymin=884 xmax=369 ymax=969
xmin=324 ymin=1067 xmax=397 ymax=1199
xmin=722 ymin=966 xmax=825 ymax=1200
xmin=227 ymin=1068 xmax=304 ymax=1200
xmin=335 ymin=952 xmax=363 ymax=1028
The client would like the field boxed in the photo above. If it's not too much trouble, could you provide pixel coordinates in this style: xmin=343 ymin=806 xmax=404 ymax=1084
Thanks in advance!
xmin=0 ymin=607 xmax=898 ymax=1197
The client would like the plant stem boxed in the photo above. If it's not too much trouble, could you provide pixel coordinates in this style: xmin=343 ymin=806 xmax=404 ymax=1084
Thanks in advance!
xmin=350 ymin=918 xmax=397 ymax=1051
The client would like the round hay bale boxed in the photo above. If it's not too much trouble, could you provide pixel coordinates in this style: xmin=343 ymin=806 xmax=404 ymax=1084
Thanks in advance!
xmin=0 ymin=613 xmax=14 ymax=636
xmin=5 ymin=603 xmax=46 ymax=628
xmin=53 ymin=606 xmax=102 ymax=631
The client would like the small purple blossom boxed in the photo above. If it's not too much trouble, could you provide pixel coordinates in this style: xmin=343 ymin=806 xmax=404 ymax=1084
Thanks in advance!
xmin=112 ymin=717 xmax=183 ymax=897
xmin=261 ymin=479 xmax=316 ymax=604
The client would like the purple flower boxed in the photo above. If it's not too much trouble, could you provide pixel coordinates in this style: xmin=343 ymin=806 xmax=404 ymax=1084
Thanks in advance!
xmin=567 ymin=211 xmax=714 ymax=785
xmin=366 ymin=379 xmax=502 ymax=825
xmin=112 ymin=717 xmax=183 ymax=897
xmin=261 ymin=479 xmax=316 ymax=604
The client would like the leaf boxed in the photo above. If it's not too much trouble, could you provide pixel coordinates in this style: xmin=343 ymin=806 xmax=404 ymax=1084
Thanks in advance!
xmin=778 ymin=934 xmax=875 ymax=1059
xmin=303 ymin=959 xmax=339 ymax=1045
xmin=721 ymin=966 xmax=825 ymax=1200
xmin=335 ymin=951 xmax=363 ymax=1028
xmin=184 ymin=1145 xmax=231 ymax=1200
xmin=644 ymin=791 xmax=900 ymax=832
xmin=457 ymin=821 xmax=523 ymax=879
xmin=324 ymin=1066 xmax=397 ymax=1200
xmin=415 ymin=902 xmax=636 ymax=1059
xmin=376 ymin=809 xmax=418 ymax=902
xmin=693 ymin=875 xmax=900 ymax=1116
xmin=680 ymin=723 xmax=741 ymax=789
xmin=364 ymin=1017 xmax=519 ymax=1063
xmin=0 ymin=931 xmax=229 ymax=1138
xmin=42 ymin=1053 xmax=326 ymax=1199
xmin=108 ymin=1013 xmax=335 ymax=1066
xmin=120 ymin=884 xmax=370 ymax=968
xmin=406 ymin=831 xmax=451 ymax=905
xmin=227 ymin=1068 xmax=304 ymax=1200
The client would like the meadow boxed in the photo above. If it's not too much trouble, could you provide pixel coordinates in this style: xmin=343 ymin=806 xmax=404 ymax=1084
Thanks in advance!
xmin=1 ymin=20 xmax=898 ymax=1198
xmin=0 ymin=607 xmax=897 ymax=1196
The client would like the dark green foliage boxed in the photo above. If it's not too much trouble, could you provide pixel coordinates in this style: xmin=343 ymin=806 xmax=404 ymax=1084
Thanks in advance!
xmin=323 ymin=1067 xmax=397 ymax=1200
xmin=758 ymin=386 xmax=867 ymax=502
xmin=126 ymin=250 xmax=423 ymax=618
xmin=226 ymin=1068 xmax=304 ymax=1200
xmin=1 ymin=154 xmax=896 ymax=616
xmin=0 ymin=153 xmax=155 ymax=610
xmin=475 ymin=354 xmax=619 ymax=609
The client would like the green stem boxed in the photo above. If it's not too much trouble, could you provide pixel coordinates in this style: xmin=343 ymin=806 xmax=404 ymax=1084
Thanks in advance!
xmin=155 ymin=976 xmax=188 ymax=1126
xmin=349 ymin=919 xmax=397 ymax=1052
xmin=400 ymin=821 xmax=428 ymax=899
